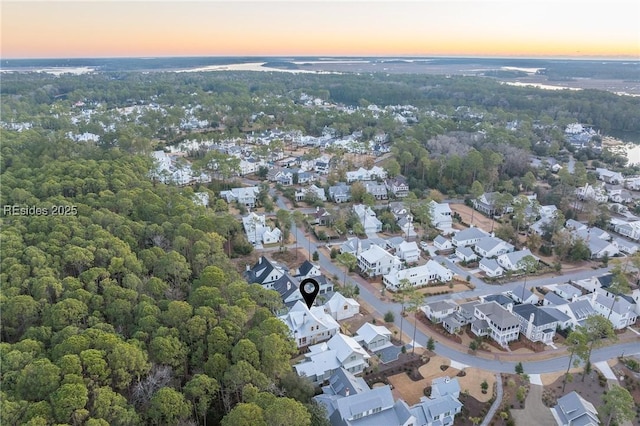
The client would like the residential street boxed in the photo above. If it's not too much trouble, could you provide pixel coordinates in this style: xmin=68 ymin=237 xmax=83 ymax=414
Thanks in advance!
xmin=275 ymin=195 xmax=640 ymax=374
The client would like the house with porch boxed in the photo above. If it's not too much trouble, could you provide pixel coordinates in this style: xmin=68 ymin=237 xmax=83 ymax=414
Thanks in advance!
xmin=385 ymin=176 xmax=410 ymax=198
xmin=383 ymin=260 xmax=453 ymax=291
xmin=429 ymin=201 xmax=453 ymax=232
xmin=422 ymin=300 xmax=458 ymax=324
xmin=512 ymin=304 xmax=557 ymax=344
xmin=357 ymin=245 xmax=401 ymax=277
xmin=471 ymin=301 xmax=520 ymax=347
xmin=279 ymin=300 xmax=340 ymax=348
xmin=220 ymin=186 xmax=260 ymax=207
xmin=295 ymin=333 xmax=370 ymax=384
xmin=329 ymin=183 xmax=352 ymax=203
xmin=364 ymin=182 xmax=388 ymax=200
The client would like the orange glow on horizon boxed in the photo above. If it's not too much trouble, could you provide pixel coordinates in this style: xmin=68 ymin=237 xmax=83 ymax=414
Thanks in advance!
xmin=2 ymin=1 xmax=639 ymax=60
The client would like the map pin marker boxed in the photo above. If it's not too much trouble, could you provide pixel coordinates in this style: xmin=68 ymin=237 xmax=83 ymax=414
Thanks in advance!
xmin=300 ymin=278 xmax=320 ymax=309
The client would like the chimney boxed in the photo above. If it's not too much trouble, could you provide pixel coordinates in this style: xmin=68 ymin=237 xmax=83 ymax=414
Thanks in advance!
xmin=527 ymin=313 xmax=535 ymax=338
xmin=246 ymin=264 xmax=250 ymax=272
xmin=345 ymin=388 xmax=350 ymax=396
xmin=287 ymin=281 xmax=291 ymax=291
xmin=259 ymin=256 xmax=262 ymax=264
xmin=592 ymin=291 xmax=597 ymax=302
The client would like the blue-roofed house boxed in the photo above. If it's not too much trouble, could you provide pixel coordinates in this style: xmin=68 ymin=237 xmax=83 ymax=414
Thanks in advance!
xmin=550 ymin=391 xmax=599 ymax=426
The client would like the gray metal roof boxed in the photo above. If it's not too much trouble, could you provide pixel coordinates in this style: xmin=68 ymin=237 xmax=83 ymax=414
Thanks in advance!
xmin=513 ymin=304 xmax=557 ymax=326
xmin=476 ymin=301 xmax=520 ymax=329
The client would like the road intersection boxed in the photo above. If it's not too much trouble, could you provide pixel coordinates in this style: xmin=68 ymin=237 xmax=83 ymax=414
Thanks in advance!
xmin=274 ymin=194 xmax=640 ymax=374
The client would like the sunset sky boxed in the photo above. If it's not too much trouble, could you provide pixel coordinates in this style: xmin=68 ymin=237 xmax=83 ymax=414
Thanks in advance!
xmin=2 ymin=1 xmax=639 ymax=59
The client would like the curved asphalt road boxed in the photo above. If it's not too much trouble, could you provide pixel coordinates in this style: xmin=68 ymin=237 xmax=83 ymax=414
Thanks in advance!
xmin=276 ymin=194 xmax=640 ymax=374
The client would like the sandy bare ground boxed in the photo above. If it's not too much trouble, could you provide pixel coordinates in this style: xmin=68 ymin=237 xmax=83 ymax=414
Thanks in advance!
xmin=450 ymin=203 xmax=501 ymax=235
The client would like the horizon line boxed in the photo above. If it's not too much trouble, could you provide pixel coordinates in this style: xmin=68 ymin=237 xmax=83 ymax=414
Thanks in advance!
xmin=3 ymin=53 xmax=639 ymax=61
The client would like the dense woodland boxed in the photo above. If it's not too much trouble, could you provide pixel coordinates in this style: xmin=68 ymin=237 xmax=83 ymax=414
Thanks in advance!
xmin=1 ymin=69 xmax=640 ymax=425
xmin=0 ymin=135 xmax=324 ymax=425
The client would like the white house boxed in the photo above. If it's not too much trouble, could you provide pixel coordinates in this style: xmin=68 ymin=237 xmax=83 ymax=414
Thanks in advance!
xmin=590 ymin=291 xmax=637 ymax=330
xmin=512 ymin=304 xmax=557 ymax=344
xmin=383 ymin=260 xmax=453 ymax=290
xmin=324 ymin=293 xmax=360 ymax=321
xmin=613 ymin=237 xmax=639 ymax=254
xmin=455 ymin=246 xmax=478 ymax=263
xmin=295 ymin=333 xmax=370 ymax=384
xmin=353 ymin=204 xmax=383 ymax=234
xmin=452 ymin=227 xmax=488 ymax=247
xmin=346 ymin=166 xmax=387 ymax=182
xmin=358 ymin=245 xmax=401 ymax=277
xmin=474 ymin=237 xmax=514 ymax=258
xmin=575 ymin=183 xmax=608 ymax=203
xmin=479 ymin=258 xmax=504 ymax=277
xmin=279 ymin=301 xmax=340 ymax=348
xmin=610 ymin=218 xmax=640 ymax=241
xmin=555 ymin=284 xmax=582 ymax=302
xmin=220 ymin=186 xmax=260 ymax=207
xmin=497 ymin=249 xmax=538 ymax=271
xmin=397 ymin=241 xmax=420 ymax=263
xmin=242 ymin=212 xmax=282 ymax=245
xmin=421 ymin=300 xmax=458 ymax=324
xmin=471 ymin=301 xmax=520 ymax=347
xmin=354 ymin=323 xmax=393 ymax=351
xmin=595 ymin=167 xmax=624 ymax=184
xmin=245 ymin=256 xmax=285 ymax=288
xmin=429 ymin=201 xmax=453 ymax=232
xmin=433 ymin=235 xmax=454 ymax=251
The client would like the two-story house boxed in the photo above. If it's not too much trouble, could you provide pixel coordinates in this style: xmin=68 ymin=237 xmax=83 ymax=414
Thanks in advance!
xmin=471 ymin=301 xmax=520 ymax=347
xmin=429 ymin=201 xmax=453 ymax=232
xmin=422 ymin=300 xmax=458 ymax=324
xmin=279 ymin=300 xmax=340 ymax=348
xmin=353 ymin=204 xmax=383 ymax=234
xmin=244 ymin=256 xmax=285 ymax=289
xmin=364 ymin=182 xmax=388 ymax=200
xmin=220 ymin=186 xmax=260 ymax=207
xmin=358 ymin=245 xmax=401 ymax=277
xmin=396 ymin=241 xmax=420 ymax=263
xmin=590 ymin=291 xmax=637 ymax=330
xmin=329 ymin=183 xmax=352 ymax=203
xmin=294 ymin=333 xmax=370 ymax=384
xmin=512 ymin=304 xmax=557 ymax=344
xmin=385 ymin=176 xmax=410 ymax=198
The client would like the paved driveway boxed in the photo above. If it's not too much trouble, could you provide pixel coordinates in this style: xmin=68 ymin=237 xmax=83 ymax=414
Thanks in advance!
xmin=510 ymin=384 xmax=556 ymax=426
